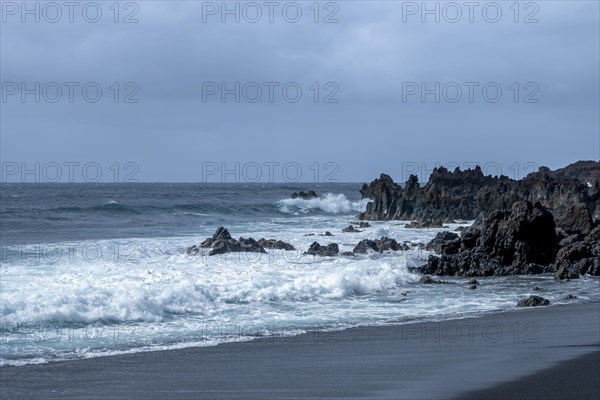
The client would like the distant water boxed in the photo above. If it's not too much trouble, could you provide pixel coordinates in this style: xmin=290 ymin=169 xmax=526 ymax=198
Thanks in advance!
xmin=1 ymin=183 xmax=599 ymax=366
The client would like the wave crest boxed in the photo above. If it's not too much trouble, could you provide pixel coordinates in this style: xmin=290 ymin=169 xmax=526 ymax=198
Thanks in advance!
xmin=277 ymin=193 xmax=369 ymax=214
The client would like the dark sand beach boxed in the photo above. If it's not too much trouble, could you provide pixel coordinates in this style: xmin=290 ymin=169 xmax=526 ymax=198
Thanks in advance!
xmin=1 ymin=302 xmax=599 ymax=400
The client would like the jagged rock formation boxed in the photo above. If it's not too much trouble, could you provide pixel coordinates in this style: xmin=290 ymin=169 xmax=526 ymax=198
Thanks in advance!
xmin=304 ymin=242 xmax=339 ymax=256
xmin=187 ymin=227 xmax=267 ymax=256
xmin=405 ymin=220 xmax=443 ymax=229
xmin=352 ymin=237 xmax=407 ymax=254
xmin=358 ymin=161 xmax=600 ymax=232
xmin=554 ymin=226 xmax=600 ymax=279
xmin=420 ymin=201 xmax=559 ymax=276
xmin=420 ymin=201 xmax=600 ymax=279
xmin=425 ymin=231 xmax=459 ymax=254
xmin=257 ymin=239 xmax=296 ymax=251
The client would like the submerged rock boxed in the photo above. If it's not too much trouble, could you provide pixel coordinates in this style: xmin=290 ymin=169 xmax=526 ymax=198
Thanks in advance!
xmin=420 ymin=276 xmax=445 ymax=284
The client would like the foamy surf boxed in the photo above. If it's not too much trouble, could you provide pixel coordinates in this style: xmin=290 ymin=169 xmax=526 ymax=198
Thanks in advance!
xmin=277 ymin=193 xmax=370 ymax=214
xmin=1 ymin=183 xmax=599 ymax=367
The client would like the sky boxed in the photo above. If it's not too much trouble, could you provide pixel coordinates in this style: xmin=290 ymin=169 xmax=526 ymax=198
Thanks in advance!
xmin=1 ymin=0 xmax=599 ymax=183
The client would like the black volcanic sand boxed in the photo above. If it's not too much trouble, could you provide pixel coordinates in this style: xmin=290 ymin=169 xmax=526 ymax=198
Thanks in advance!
xmin=1 ymin=302 xmax=599 ymax=400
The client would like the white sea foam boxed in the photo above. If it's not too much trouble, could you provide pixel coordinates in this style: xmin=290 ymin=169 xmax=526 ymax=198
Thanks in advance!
xmin=277 ymin=193 xmax=369 ymax=214
xmin=1 ymin=217 xmax=598 ymax=367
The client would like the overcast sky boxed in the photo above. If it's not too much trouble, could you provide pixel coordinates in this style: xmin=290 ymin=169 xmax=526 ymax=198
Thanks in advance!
xmin=1 ymin=1 xmax=598 ymax=183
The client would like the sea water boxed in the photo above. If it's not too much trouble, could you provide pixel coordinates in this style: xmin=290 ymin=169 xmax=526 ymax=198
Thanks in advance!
xmin=1 ymin=183 xmax=598 ymax=366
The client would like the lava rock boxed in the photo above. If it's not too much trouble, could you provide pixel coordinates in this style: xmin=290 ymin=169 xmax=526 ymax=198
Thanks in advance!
xmin=419 ymin=201 xmax=559 ymax=277
xmin=257 ymin=239 xmax=296 ymax=251
xmin=554 ymin=204 xmax=595 ymax=236
xmin=352 ymin=237 xmax=405 ymax=254
xmin=357 ymin=162 xmax=599 ymax=234
xmin=420 ymin=276 xmax=444 ymax=284
xmin=516 ymin=295 xmax=550 ymax=307
xmin=304 ymin=242 xmax=339 ymax=257
xmin=187 ymin=227 xmax=267 ymax=256
xmin=291 ymin=191 xmax=318 ymax=200
xmin=554 ymin=228 xmax=600 ymax=279
xmin=200 ymin=226 xmax=233 ymax=248
xmin=426 ymin=231 xmax=460 ymax=254
xmin=405 ymin=220 xmax=443 ymax=229
xmin=342 ymin=225 xmax=362 ymax=233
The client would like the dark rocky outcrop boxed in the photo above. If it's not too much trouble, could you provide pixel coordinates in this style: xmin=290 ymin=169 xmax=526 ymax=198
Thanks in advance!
xmin=304 ymin=242 xmax=339 ymax=257
xmin=405 ymin=220 xmax=443 ymax=229
xmin=516 ymin=295 xmax=550 ymax=307
xmin=426 ymin=231 xmax=460 ymax=255
xmin=419 ymin=201 xmax=559 ymax=277
xmin=320 ymin=231 xmax=334 ymax=236
xmin=358 ymin=162 xmax=600 ymax=232
xmin=358 ymin=222 xmax=371 ymax=228
xmin=187 ymin=227 xmax=267 ymax=256
xmin=342 ymin=225 xmax=362 ymax=233
xmin=554 ymin=204 xmax=595 ymax=236
xmin=199 ymin=226 xmax=232 ymax=248
xmin=554 ymin=226 xmax=600 ymax=280
xmin=352 ymin=237 xmax=407 ymax=254
xmin=257 ymin=239 xmax=296 ymax=251
xmin=291 ymin=190 xmax=318 ymax=200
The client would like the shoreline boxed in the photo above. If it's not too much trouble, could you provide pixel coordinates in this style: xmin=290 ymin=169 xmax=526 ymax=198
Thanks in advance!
xmin=1 ymin=302 xmax=599 ymax=399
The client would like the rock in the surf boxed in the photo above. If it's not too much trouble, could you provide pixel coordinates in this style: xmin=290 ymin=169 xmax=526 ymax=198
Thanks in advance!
xmin=516 ymin=295 xmax=550 ymax=307
xmin=304 ymin=242 xmax=339 ymax=256
xmin=291 ymin=191 xmax=318 ymax=200
xmin=187 ymin=227 xmax=267 ymax=256
xmin=257 ymin=238 xmax=296 ymax=251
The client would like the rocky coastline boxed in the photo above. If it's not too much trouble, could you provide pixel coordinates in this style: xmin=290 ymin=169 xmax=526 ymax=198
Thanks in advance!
xmin=186 ymin=161 xmax=599 ymax=283
xmin=358 ymin=161 xmax=599 ymax=280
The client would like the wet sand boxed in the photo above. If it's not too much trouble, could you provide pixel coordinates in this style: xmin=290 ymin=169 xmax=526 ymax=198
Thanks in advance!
xmin=1 ymin=302 xmax=599 ymax=399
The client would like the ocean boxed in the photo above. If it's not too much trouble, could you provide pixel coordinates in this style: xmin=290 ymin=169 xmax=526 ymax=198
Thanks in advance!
xmin=1 ymin=183 xmax=598 ymax=366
